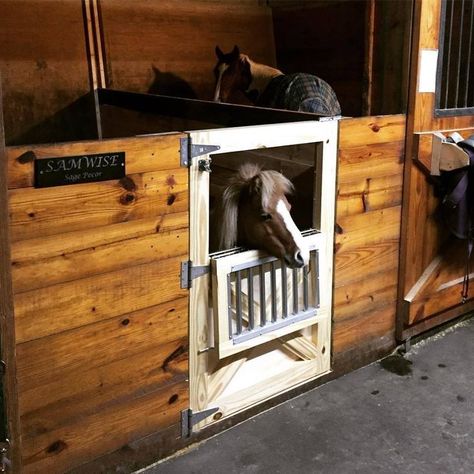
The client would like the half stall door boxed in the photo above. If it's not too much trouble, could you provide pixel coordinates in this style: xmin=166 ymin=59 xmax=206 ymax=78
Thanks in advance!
xmin=6 ymin=133 xmax=189 ymax=473
xmin=187 ymin=120 xmax=338 ymax=434
xmin=398 ymin=0 xmax=474 ymax=341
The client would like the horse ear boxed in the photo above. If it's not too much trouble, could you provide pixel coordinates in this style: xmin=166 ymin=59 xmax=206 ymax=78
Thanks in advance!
xmin=215 ymin=45 xmax=224 ymax=60
xmin=231 ymin=45 xmax=240 ymax=59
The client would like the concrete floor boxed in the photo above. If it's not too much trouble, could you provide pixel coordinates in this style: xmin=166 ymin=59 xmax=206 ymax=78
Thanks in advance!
xmin=138 ymin=317 xmax=474 ymax=474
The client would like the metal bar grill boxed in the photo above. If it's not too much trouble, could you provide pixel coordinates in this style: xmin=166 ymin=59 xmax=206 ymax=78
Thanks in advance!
xmin=281 ymin=261 xmax=288 ymax=318
xmin=227 ymin=249 xmax=321 ymax=345
xmin=436 ymin=0 xmax=474 ymax=116
xmin=271 ymin=261 xmax=277 ymax=322
xmin=248 ymin=267 xmax=254 ymax=330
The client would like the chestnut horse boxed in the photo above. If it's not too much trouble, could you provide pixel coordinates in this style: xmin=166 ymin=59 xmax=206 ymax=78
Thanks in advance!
xmin=214 ymin=163 xmax=308 ymax=269
xmin=213 ymin=45 xmax=341 ymax=116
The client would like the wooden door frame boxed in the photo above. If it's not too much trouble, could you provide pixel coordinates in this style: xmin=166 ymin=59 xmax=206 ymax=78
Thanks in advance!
xmin=397 ymin=0 xmax=474 ymax=341
xmin=0 ymin=76 xmax=21 ymax=471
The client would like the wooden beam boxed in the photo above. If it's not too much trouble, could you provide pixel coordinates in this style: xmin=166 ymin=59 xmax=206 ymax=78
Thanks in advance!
xmin=0 ymin=76 xmax=21 ymax=470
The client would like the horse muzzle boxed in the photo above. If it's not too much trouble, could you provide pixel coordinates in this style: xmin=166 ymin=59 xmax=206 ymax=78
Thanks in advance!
xmin=284 ymin=250 xmax=306 ymax=269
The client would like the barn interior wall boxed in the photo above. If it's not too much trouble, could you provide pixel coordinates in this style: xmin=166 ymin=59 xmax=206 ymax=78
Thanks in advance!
xmin=0 ymin=0 xmax=407 ymax=470
xmin=0 ymin=0 xmax=97 ymax=146
xmin=271 ymin=1 xmax=367 ymax=117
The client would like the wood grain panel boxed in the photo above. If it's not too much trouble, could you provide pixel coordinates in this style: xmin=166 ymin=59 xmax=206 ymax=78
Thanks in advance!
xmin=333 ymin=303 xmax=395 ymax=355
xmin=11 ymin=211 xmax=186 ymax=264
xmin=334 ymin=269 xmax=397 ymax=321
xmin=0 ymin=0 xmax=93 ymax=145
xmin=337 ymin=174 xmax=402 ymax=217
xmin=14 ymin=255 xmax=187 ymax=344
xmin=335 ymin=240 xmax=399 ymax=288
xmin=338 ymin=115 xmax=406 ymax=148
xmin=100 ymin=0 xmax=275 ymax=100
xmin=7 ymin=134 xmax=184 ymax=189
xmin=411 ymin=0 xmax=474 ymax=133
xmin=9 ymin=168 xmax=187 ymax=241
xmin=0 ymin=68 xmax=22 ymax=471
xmin=12 ymin=218 xmax=188 ymax=293
xmin=336 ymin=206 xmax=401 ymax=253
xmin=16 ymin=296 xmax=188 ymax=392
xmin=22 ymin=380 xmax=188 ymax=474
xmin=20 ymin=338 xmax=187 ymax=436
xmin=338 ymin=141 xmax=404 ymax=184
xmin=334 ymin=114 xmax=405 ymax=360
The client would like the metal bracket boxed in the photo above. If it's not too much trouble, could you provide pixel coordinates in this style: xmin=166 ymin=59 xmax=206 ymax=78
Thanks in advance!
xmin=180 ymin=137 xmax=220 ymax=167
xmin=180 ymin=261 xmax=210 ymax=289
xmin=181 ymin=407 xmax=220 ymax=438
xmin=198 ymin=157 xmax=212 ymax=173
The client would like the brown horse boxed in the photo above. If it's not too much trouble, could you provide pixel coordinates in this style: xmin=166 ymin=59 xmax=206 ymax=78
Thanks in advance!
xmin=214 ymin=163 xmax=308 ymax=269
xmin=213 ymin=45 xmax=341 ymax=116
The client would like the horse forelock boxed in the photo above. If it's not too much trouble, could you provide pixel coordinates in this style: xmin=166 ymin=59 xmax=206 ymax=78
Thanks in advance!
xmin=259 ymin=169 xmax=293 ymax=208
xmin=218 ymin=164 xmax=293 ymax=250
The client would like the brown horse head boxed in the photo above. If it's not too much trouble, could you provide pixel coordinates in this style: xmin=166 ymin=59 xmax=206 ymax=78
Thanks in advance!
xmin=213 ymin=45 xmax=253 ymax=102
xmin=217 ymin=163 xmax=309 ymax=268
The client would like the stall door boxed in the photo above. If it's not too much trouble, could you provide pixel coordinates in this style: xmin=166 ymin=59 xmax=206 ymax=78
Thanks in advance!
xmin=398 ymin=0 xmax=474 ymax=341
xmin=5 ymin=133 xmax=189 ymax=473
xmin=187 ymin=120 xmax=337 ymax=433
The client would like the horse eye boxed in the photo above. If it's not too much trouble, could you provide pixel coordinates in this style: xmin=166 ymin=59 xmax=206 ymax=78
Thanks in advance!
xmin=261 ymin=213 xmax=272 ymax=221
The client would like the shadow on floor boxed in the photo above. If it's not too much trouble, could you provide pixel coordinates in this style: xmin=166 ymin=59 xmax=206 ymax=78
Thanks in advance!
xmin=138 ymin=316 xmax=474 ymax=474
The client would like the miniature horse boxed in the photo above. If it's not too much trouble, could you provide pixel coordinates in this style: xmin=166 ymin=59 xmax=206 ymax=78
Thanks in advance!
xmin=214 ymin=163 xmax=308 ymax=269
xmin=213 ymin=45 xmax=341 ymax=116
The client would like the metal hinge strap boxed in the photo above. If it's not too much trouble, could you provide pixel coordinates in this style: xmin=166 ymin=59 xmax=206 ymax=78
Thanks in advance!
xmin=180 ymin=137 xmax=220 ymax=167
xmin=180 ymin=261 xmax=210 ymax=289
xmin=181 ymin=407 xmax=219 ymax=438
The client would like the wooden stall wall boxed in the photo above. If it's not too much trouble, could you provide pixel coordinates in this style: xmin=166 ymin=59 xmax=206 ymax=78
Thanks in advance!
xmin=333 ymin=115 xmax=405 ymax=370
xmin=99 ymin=0 xmax=276 ymax=101
xmin=398 ymin=0 xmax=474 ymax=340
xmin=0 ymin=0 xmax=96 ymax=145
xmin=6 ymin=134 xmax=189 ymax=473
xmin=271 ymin=0 xmax=412 ymax=117
xmin=271 ymin=0 xmax=367 ymax=117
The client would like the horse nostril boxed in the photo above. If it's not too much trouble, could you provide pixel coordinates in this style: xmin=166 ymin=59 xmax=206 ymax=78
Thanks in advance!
xmin=295 ymin=251 xmax=304 ymax=266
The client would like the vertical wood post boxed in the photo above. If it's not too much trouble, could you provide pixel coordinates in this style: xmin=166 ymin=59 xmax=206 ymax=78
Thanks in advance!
xmin=0 ymin=76 xmax=21 ymax=471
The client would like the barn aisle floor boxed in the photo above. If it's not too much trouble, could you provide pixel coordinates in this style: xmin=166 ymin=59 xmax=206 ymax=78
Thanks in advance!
xmin=137 ymin=316 xmax=474 ymax=474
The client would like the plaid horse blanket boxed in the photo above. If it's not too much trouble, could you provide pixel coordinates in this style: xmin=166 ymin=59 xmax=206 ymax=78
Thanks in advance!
xmin=256 ymin=73 xmax=341 ymax=116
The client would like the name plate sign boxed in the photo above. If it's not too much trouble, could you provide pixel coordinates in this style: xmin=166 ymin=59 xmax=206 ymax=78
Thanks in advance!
xmin=34 ymin=152 xmax=126 ymax=188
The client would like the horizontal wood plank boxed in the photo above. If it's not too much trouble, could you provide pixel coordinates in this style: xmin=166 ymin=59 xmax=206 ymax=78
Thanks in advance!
xmin=12 ymin=219 xmax=188 ymax=293
xmin=11 ymin=211 xmax=186 ymax=263
xmin=20 ymin=339 xmax=187 ymax=437
xmin=335 ymin=239 xmax=399 ymax=288
xmin=339 ymin=115 xmax=406 ymax=148
xmin=14 ymin=255 xmax=187 ymax=343
xmin=22 ymin=380 xmax=188 ymax=474
xmin=337 ymin=140 xmax=404 ymax=184
xmin=16 ymin=296 xmax=188 ymax=392
xmin=337 ymin=174 xmax=402 ymax=217
xmin=6 ymin=134 xmax=184 ymax=189
xmin=334 ymin=269 xmax=398 ymax=322
xmin=333 ymin=303 xmax=396 ymax=356
xmin=335 ymin=206 xmax=401 ymax=252
xmin=9 ymin=168 xmax=187 ymax=241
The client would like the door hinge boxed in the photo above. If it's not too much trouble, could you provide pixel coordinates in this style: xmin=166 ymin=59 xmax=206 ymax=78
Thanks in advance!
xmin=181 ymin=407 xmax=220 ymax=438
xmin=0 ymin=440 xmax=11 ymax=473
xmin=180 ymin=261 xmax=210 ymax=289
xmin=180 ymin=137 xmax=220 ymax=167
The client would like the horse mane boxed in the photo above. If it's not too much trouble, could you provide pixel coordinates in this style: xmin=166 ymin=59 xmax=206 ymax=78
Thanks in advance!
xmin=246 ymin=58 xmax=282 ymax=97
xmin=218 ymin=163 xmax=294 ymax=250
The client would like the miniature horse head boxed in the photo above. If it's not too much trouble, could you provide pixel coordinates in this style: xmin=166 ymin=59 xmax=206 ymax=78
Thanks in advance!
xmin=218 ymin=163 xmax=309 ymax=268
